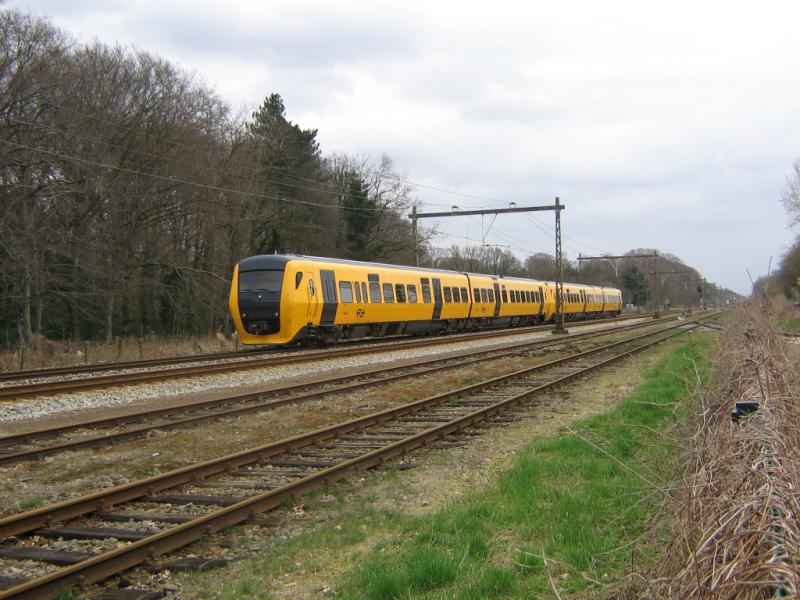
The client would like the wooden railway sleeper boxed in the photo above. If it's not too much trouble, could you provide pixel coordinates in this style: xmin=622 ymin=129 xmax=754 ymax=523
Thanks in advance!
xmin=0 ymin=320 xmax=708 ymax=599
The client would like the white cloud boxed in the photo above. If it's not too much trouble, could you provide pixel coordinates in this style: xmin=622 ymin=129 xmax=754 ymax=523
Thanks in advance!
xmin=10 ymin=0 xmax=800 ymax=293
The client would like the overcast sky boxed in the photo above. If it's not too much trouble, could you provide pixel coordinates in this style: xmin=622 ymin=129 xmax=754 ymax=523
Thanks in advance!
xmin=11 ymin=0 xmax=800 ymax=295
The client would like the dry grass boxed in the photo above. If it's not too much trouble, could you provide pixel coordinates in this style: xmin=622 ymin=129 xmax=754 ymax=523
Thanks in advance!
xmin=0 ymin=332 xmax=237 ymax=372
xmin=646 ymin=298 xmax=800 ymax=598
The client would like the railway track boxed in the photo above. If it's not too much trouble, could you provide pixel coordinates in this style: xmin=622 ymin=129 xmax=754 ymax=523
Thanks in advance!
xmin=0 ymin=316 xmax=710 ymax=599
xmin=0 ymin=313 xmax=660 ymax=401
xmin=0 ymin=347 xmax=268 ymax=384
xmin=0 ymin=317 xmax=690 ymax=466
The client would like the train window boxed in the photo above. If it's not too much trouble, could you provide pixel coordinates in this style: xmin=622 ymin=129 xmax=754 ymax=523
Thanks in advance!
xmin=480 ymin=289 xmax=489 ymax=303
xmin=461 ymin=287 xmax=468 ymax=302
xmin=444 ymin=287 xmax=452 ymax=303
xmin=407 ymin=285 xmax=418 ymax=303
xmin=515 ymin=290 xmax=521 ymax=302
xmin=339 ymin=281 xmax=354 ymax=303
xmin=295 ymin=272 xmax=303 ymax=289
xmin=421 ymin=278 xmax=432 ymax=303
xmin=501 ymin=288 xmax=508 ymax=303
xmin=382 ymin=283 xmax=394 ymax=303
xmin=309 ymin=279 xmax=315 ymax=297
xmin=239 ymin=270 xmax=283 ymax=295
xmin=488 ymin=289 xmax=494 ymax=303
xmin=354 ymin=282 xmax=362 ymax=303
xmin=370 ymin=282 xmax=382 ymax=303
xmin=395 ymin=283 xmax=406 ymax=303
xmin=452 ymin=287 xmax=460 ymax=303
xmin=362 ymin=282 xmax=368 ymax=303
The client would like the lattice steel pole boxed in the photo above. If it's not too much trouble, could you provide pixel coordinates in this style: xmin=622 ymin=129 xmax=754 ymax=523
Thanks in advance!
xmin=411 ymin=204 xmax=419 ymax=267
xmin=553 ymin=196 xmax=568 ymax=334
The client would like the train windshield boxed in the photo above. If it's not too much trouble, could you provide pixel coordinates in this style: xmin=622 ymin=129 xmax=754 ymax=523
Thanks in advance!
xmin=239 ymin=270 xmax=283 ymax=296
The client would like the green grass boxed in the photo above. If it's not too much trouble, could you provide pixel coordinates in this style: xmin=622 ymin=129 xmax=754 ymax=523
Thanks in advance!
xmin=336 ymin=336 xmax=710 ymax=599
xmin=54 ymin=589 xmax=84 ymax=600
xmin=19 ymin=495 xmax=44 ymax=511
xmin=778 ymin=318 xmax=800 ymax=333
xmin=175 ymin=334 xmax=712 ymax=599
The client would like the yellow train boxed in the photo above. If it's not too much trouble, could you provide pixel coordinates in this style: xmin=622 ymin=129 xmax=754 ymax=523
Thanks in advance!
xmin=229 ymin=255 xmax=623 ymax=345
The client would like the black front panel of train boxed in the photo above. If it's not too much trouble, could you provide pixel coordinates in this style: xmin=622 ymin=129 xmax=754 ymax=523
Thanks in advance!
xmin=238 ymin=269 xmax=282 ymax=335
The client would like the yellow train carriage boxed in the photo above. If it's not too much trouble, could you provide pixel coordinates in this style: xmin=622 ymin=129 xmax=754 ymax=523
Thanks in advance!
xmin=560 ymin=285 xmax=581 ymax=319
xmin=586 ymin=285 xmax=604 ymax=316
xmin=231 ymin=255 xmax=474 ymax=345
xmin=496 ymin=276 xmax=554 ymax=324
xmin=600 ymin=287 xmax=622 ymax=316
xmin=550 ymin=283 xmax=602 ymax=320
xmin=230 ymin=254 xmax=624 ymax=345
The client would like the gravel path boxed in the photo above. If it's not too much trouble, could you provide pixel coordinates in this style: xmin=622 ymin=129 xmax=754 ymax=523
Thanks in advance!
xmin=0 ymin=320 xmax=644 ymax=425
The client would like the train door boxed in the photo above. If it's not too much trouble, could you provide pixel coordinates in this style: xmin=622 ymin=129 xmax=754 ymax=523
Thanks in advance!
xmin=581 ymin=290 xmax=587 ymax=313
xmin=305 ymin=272 xmax=319 ymax=320
xmin=432 ymin=278 xmax=443 ymax=320
xmin=537 ymin=286 xmax=544 ymax=315
xmin=320 ymin=269 xmax=338 ymax=325
xmin=492 ymin=282 xmax=501 ymax=317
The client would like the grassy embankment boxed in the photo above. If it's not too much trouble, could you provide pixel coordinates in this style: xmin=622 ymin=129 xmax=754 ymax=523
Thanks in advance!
xmin=778 ymin=317 xmax=800 ymax=333
xmin=172 ymin=334 xmax=712 ymax=599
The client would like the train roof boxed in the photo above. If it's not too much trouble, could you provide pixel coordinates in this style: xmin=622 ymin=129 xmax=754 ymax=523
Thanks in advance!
xmin=239 ymin=254 xmax=472 ymax=277
xmin=237 ymin=254 xmax=620 ymax=291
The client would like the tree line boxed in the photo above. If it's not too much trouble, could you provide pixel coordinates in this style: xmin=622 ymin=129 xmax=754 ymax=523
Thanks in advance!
xmin=766 ymin=160 xmax=800 ymax=299
xmin=1 ymin=8 xmax=725 ymax=351
xmin=0 ymin=9 xmax=421 ymax=348
xmin=428 ymin=245 xmax=720 ymax=308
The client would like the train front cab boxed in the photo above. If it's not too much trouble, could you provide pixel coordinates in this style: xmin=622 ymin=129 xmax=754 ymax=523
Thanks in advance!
xmin=230 ymin=255 xmax=308 ymax=345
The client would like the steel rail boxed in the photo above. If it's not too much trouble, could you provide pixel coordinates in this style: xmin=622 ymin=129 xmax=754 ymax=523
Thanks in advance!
xmin=0 ymin=314 xmax=656 ymax=401
xmin=0 ymin=318 xmax=704 ymax=599
xmin=2 ymin=313 xmax=657 ymax=384
xmin=0 ymin=317 xmax=705 ymax=538
xmin=0 ymin=348 xmax=269 ymax=383
xmin=0 ymin=317 xmax=678 ymax=465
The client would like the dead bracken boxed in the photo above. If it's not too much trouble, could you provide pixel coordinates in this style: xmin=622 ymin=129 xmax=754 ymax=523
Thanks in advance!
xmin=648 ymin=299 xmax=800 ymax=598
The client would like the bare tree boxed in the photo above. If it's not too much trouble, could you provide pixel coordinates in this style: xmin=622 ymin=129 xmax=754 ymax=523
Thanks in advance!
xmin=0 ymin=9 xmax=71 ymax=345
xmin=782 ymin=159 xmax=800 ymax=228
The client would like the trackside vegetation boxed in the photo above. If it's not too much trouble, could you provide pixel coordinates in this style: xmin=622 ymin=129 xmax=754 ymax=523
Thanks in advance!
xmin=335 ymin=337 xmax=711 ymax=599
xmin=778 ymin=317 xmax=800 ymax=333
xmin=171 ymin=335 xmax=711 ymax=599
